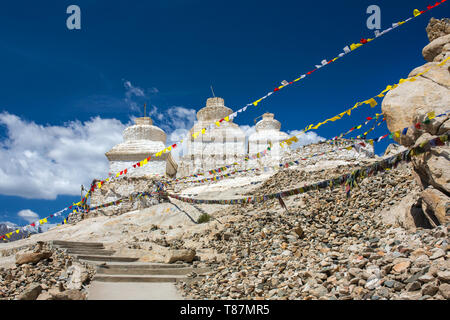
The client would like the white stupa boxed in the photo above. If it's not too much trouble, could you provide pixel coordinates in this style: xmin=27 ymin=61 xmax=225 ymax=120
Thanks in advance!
xmin=248 ymin=112 xmax=290 ymax=164
xmin=178 ymin=97 xmax=246 ymax=176
xmin=105 ymin=117 xmax=177 ymax=177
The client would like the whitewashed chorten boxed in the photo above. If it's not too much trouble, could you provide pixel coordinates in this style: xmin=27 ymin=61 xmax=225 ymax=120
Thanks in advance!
xmin=178 ymin=97 xmax=246 ymax=176
xmin=105 ymin=117 xmax=177 ymax=177
xmin=248 ymin=112 xmax=290 ymax=164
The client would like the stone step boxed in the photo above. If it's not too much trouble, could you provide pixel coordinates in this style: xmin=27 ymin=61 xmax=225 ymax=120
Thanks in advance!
xmin=65 ymin=249 xmax=115 ymax=256
xmin=95 ymin=263 xmax=190 ymax=269
xmin=77 ymin=255 xmax=139 ymax=263
xmin=92 ymin=274 xmax=198 ymax=283
xmin=51 ymin=240 xmax=105 ymax=248
xmin=96 ymin=266 xmax=210 ymax=275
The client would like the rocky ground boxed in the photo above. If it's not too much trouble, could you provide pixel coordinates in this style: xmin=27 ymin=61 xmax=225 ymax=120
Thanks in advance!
xmin=176 ymin=162 xmax=450 ymax=300
xmin=0 ymin=242 xmax=95 ymax=300
xmin=0 ymin=155 xmax=448 ymax=300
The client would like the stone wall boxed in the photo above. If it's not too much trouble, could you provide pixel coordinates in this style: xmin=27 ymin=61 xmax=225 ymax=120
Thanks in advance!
xmin=87 ymin=177 xmax=166 ymax=217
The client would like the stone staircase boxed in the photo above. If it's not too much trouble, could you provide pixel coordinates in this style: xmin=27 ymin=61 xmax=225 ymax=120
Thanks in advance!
xmin=51 ymin=240 xmax=209 ymax=299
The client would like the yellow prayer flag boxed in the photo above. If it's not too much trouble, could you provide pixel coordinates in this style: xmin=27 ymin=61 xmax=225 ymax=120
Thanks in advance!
xmin=366 ymin=98 xmax=377 ymax=108
xmin=427 ymin=111 xmax=436 ymax=120
xmin=381 ymin=85 xmax=393 ymax=94
xmin=253 ymin=99 xmax=262 ymax=106
xmin=394 ymin=131 xmax=400 ymax=138
xmin=16 ymin=229 xmax=19 ymax=234
xmin=215 ymin=121 xmax=220 ymax=127
xmin=116 ymin=172 xmax=120 ymax=177
xmin=413 ymin=9 xmax=421 ymax=17
xmin=224 ymin=116 xmax=229 ymax=122
xmin=143 ymin=159 xmax=148 ymax=165
xmin=346 ymin=146 xmax=353 ymax=150
xmin=350 ymin=43 xmax=362 ymax=51
xmin=356 ymin=125 xmax=362 ymax=129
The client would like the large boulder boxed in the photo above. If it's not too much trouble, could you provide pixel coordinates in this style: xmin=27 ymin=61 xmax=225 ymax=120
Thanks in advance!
xmin=423 ymin=34 xmax=450 ymax=62
xmin=381 ymin=18 xmax=450 ymax=228
xmin=421 ymin=187 xmax=450 ymax=225
xmin=50 ymin=289 xmax=86 ymax=300
xmin=15 ymin=251 xmax=52 ymax=265
xmin=15 ymin=284 xmax=42 ymax=300
xmin=165 ymin=249 xmax=196 ymax=264
xmin=426 ymin=18 xmax=450 ymax=42
xmin=382 ymin=62 xmax=450 ymax=147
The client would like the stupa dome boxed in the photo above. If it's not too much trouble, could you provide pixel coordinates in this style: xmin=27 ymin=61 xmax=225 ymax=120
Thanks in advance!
xmin=196 ymin=97 xmax=234 ymax=122
xmin=105 ymin=117 xmax=177 ymax=177
xmin=255 ymin=113 xmax=282 ymax=132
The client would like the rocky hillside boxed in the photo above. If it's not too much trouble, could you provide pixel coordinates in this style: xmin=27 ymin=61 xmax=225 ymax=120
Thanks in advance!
xmin=175 ymin=162 xmax=449 ymax=300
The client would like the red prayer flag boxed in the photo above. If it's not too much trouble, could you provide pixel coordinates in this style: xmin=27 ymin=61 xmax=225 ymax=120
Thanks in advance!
xmin=415 ymin=123 xmax=421 ymax=129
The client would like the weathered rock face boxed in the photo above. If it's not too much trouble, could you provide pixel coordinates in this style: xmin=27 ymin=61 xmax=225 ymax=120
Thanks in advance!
xmin=426 ymin=18 xmax=450 ymax=42
xmin=382 ymin=18 xmax=450 ymax=226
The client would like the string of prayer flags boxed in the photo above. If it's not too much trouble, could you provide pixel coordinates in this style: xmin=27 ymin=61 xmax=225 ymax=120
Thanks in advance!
xmin=168 ymin=132 xmax=449 ymax=205
xmin=280 ymin=56 xmax=450 ymax=147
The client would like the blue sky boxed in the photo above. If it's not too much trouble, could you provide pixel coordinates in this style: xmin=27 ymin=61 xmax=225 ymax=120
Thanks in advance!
xmin=0 ymin=0 xmax=447 ymax=226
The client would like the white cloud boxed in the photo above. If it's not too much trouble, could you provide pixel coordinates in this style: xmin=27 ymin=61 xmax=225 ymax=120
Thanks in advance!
xmin=0 ymin=112 xmax=126 ymax=199
xmin=123 ymin=80 xmax=159 ymax=112
xmin=287 ymin=130 xmax=326 ymax=149
xmin=17 ymin=209 xmax=39 ymax=223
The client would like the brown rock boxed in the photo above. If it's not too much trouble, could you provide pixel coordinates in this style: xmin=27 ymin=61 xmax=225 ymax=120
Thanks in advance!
xmin=420 ymin=187 xmax=450 ymax=224
xmin=15 ymin=284 xmax=42 ymax=300
xmin=166 ymin=249 xmax=196 ymax=264
xmin=36 ymin=291 xmax=53 ymax=300
xmin=392 ymin=261 xmax=410 ymax=273
xmin=50 ymin=289 xmax=86 ymax=300
xmin=412 ymin=145 xmax=450 ymax=194
xmin=293 ymin=225 xmax=304 ymax=238
xmin=426 ymin=18 xmax=450 ymax=42
xmin=439 ymin=283 xmax=450 ymax=299
xmin=15 ymin=251 xmax=52 ymax=265
xmin=423 ymin=34 xmax=450 ymax=62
